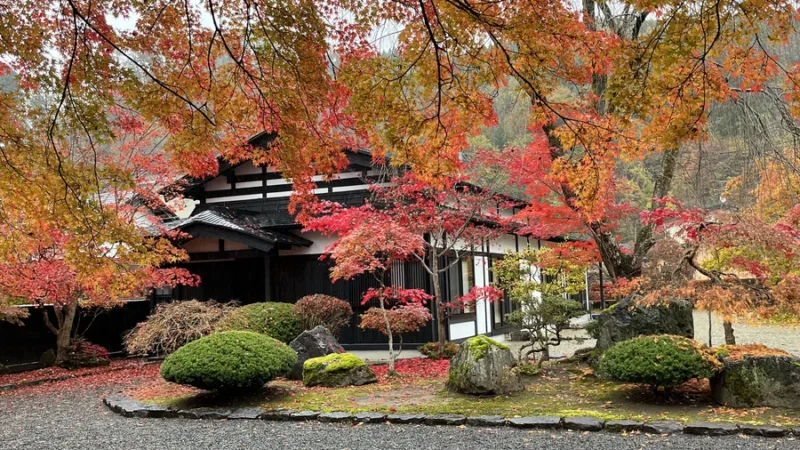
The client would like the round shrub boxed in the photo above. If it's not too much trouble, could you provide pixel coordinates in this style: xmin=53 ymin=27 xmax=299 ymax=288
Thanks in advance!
xmin=216 ymin=302 xmax=301 ymax=343
xmin=292 ymin=295 xmax=353 ymax=338
xmin=124 ymin=300 xmax=235 ymax=356
xmin=599 ymin=335 xmax=722 ymax=389
xmin=419 ymin=342 xmax=459 ymax=360
xmin=160 ymin=331 xmax=297 ymax=391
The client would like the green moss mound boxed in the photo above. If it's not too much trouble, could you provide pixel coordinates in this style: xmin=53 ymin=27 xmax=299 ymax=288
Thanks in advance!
xmin=302 ymin=352 xmax=376 ymax=387
xmin=216 ymin=302 xmax=301 ymax=343
xmin=160 ymin=331 xmax=297 ymax=391
xmin=599 ymin=335 xmax=721 ymax=389
xmin=464 ymin=335 xmax=508 ymax=360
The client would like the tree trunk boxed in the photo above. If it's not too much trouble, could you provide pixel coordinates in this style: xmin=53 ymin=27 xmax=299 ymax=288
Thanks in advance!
xmin=723 ymin=320 xmax=736 ymax=345
xmin=379 ymin=295 xmax=396 ymax=374
xmin=430 ymin=253 xmax=447 ymax=349
xmin=43 ymin=302 xmax=77 ymax=365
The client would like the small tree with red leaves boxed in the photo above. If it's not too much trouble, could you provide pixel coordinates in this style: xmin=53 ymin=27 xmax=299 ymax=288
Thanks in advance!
xmin=312 ymin=214 xmax=431 ymax=373
xmin=305 ymin=171 xmax=512 ymax=350
xmin=0 ymin=117 xmax=199 ymax=365
xmin=638 ymin=199 xmax=800 ymax=344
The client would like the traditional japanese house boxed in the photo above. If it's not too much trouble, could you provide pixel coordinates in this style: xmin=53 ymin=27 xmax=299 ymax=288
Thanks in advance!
xmin=158 ymin=132 xmax=590 ymax=348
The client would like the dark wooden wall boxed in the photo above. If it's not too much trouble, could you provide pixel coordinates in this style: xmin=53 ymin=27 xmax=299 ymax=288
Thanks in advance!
xmin=0 ymin=302 xmax=152 ymax=368
xmin=270 ymin=255 xmax=436 ymax=347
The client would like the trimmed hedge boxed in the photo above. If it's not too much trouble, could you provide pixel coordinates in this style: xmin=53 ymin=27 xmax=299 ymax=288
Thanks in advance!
xmin=599 ymin=335 xmax=721 ymax=389
xmin=160 ymin=331 xmax=297 ymax=391
xmin=216 ymin=302 xmax=301 ymax=343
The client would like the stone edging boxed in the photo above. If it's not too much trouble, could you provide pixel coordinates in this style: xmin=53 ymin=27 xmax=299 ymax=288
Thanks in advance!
xmin=103 ymin=396 xmax=799 ymax=438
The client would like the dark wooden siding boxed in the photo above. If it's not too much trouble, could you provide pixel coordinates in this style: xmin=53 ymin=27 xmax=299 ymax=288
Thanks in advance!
xmin=172 ymin=256 xmax=267 ymax=304
xmin=271 ymin=255 xmax=435 ymax=347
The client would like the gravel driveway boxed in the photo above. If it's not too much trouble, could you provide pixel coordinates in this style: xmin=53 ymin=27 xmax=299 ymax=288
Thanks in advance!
xmin=1 ymin=385 xmax=798 ymax=450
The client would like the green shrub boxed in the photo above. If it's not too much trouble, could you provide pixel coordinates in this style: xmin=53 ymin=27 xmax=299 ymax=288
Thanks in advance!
xmin=292 ymin=295 xmax=353 ymax=338
xmin=419 ymin=342 xmax=459 ymax=360
xmin=599 ymin=335 xmax=721 ymax=389
xmin=216 ymin=302 xmax=301 ymax=343
xmin=517 ymin=362 xmax=541 ymax=377
xmin=161 ymin=331 xmax=297 ymax=391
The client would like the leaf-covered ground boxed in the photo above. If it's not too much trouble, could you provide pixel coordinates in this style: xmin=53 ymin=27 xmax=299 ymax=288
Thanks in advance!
xmin=129 ymin=358 xmax=800 ymax=427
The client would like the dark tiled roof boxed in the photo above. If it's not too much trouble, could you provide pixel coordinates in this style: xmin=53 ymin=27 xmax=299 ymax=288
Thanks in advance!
xmin=166 ymin=207 xmax=311 ymax=247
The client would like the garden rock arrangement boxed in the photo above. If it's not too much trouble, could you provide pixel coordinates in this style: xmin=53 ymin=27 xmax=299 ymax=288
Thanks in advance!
xmin=302 ymin=352 xmax=377 ymax=387
xmin=711 ymin=355 xmax=800 ymax=408
xmin=593 ymin=296 xmax=694 ymax=353
xmin=103 ymin=395 xmax=800 ymax=438
xmin=287 ymin=326 xmax=345 ymax=380
xmin=446 ymin=335 xmax=522 ymax=395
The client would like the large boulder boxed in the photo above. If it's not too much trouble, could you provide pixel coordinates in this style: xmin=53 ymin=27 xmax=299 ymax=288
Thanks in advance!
xmin=711 ymin=355 xmax=800 ymax=408
xmin=302 ymin=353 xmax=377 ymax=387
xmin=287 ymin=326 xmax=345 ymax=380
xmin=593 ymin=296 xmax=694 ymax=354
xmin=446 ymin=336 xmax=523 ymax=395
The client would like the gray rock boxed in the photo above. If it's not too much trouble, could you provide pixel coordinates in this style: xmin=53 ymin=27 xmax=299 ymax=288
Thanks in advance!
xmin=258 ymin=409 xmax=298 ymax=421
xmin=39 ymin=349 xmax=56 ymax=368
xmin=177 ymin=407 xmax=230 ymax=419
xmin=288 ymin=326 xmax=345 ymax=380
xmin=105 ymin=396 xmax=178 ymax=419
xmin=290 ymin=411 xmax=320 ymax=421
xmin=446 ymin=336 xmax=523 ymax=395
xmin=737 ymin=424 xmax=789 ymax=437
xmin=302 ymin=353 xmax=377 ymax=387
xmin=604 ymin=420 xmax=642 ymax=433
xmin=318 ymin=412 xmax=353 ymax=423
xmin=641 ymin=421 xmax=684 ymax=435
xmin=793 ymin=428 xmax=800 ymax=436
xmin=594 ymin=296 xmax=694 ymax=354
xmin=386 ymin=414 xmax=426 ymax=424
xmin=684 ymin=422 xmax=738 ymax=436
xmin=563 ymin=417 xmax=604 ymax=431
xmin=228 ymin=408 xmax=262 ymax=420
xmin=507 ymin=416 xmax=562 ymax=429
xmin=710 ymin=355 xmax=800 ymax=408
xmin=424 ymin=414 xmax=467 ymax=426
xmin=354 ymin=412 xmax=387 ymax=423
xmin=466 ymin=415 xmax=506 ymax=427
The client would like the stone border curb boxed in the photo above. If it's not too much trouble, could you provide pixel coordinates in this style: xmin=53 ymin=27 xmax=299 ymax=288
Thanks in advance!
xmin=103 ymin=395 xmax=799 ymax=439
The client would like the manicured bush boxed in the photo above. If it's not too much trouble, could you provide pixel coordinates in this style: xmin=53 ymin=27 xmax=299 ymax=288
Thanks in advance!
xmin=216 ymin=302 xmax=301 ymax=343
xmin=60 ymin=339 xmax=110 ymax=369
xmin=292 ymin=295 xmax=353 ymax=338
xmin=124 ymin=300 xmax=235 ymax=356
xmin=419 ymin=341 xmax=459 ymax=360
xmin=599 ymin=335 xmax=722 ymax=389
xmin=160 ymin=331 xmax=297 ymax=391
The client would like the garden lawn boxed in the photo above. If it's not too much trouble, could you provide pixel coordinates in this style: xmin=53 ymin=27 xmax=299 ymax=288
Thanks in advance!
xmin=132 ymin=358 xmax=800 ymax=427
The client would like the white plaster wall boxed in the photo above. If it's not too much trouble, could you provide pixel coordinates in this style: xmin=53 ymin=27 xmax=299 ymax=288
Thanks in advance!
xmin=487 ymin=234 xmax=518 ymax=254
xmin=449 ymin=321 xmax=476 ymax=340
xmin=278 ymin=230 xmax=338 ymax=256
xmin=182 ymin=237 xmax=220 ymax=253
xmin=224 ymin=240 xmax=249 ymax=251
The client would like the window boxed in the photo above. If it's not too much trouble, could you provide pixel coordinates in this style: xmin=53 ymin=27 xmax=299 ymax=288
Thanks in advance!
xmin=449 ymin=258 xmax=475 ymax=316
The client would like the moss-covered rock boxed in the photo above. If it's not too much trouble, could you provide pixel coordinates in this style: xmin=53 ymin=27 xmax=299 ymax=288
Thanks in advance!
xmin=302 ymin=352 xmax=377 ymax=387
xmin=446 ymin=336 xmax=522 ymax=395
xmin=594 ymin=295 xmax=694 ymax=355
xmin=711 ymin=355 xmax=800 ymax=408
